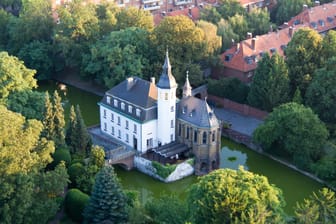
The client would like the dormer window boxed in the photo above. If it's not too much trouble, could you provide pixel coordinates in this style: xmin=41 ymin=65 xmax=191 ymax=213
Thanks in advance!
xmin=259 ymin=51 xmax=265 ymax=57
xmin=245 ymin=56 xmax=253 ymax=64
xmin=136 ymin=108 xmax=141 ymax=117
xmin=128 ymin=105 xmax=133 ymax=113
xmin=327 ymin=17 xmax=333 ymax=23
xmin=319 ymin=19 xmax=325 ymax=27
xmin=121 ymin=102 xmax=125 ymax=110
xmin=270 ymin=48 xmax=276 ymax=54
xmin=293 ymin=19 xmax=300 ymax=25
xmin=107 ymin=96 xmax=111 ymax=104
xmin=114 ymin=99 xmax=118 ymax=107
xmin=225 ymin=54 xmax=233 ymax=62
xmin=182 ymin=106 xmax=187 ymax=114
xmin=311 ymin=22 xmax=317 ymax=29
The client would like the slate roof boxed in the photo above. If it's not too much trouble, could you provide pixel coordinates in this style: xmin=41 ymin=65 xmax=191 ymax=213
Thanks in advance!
xmin=177 ymin=96 xmax=220 ymax=128
xmin=106 ymin=77 xmax=157 ymax=108
xmin=157 ymin=51 xmax=177 ymax=89
xmin=286 ymin=1 xmax=336 ymax=34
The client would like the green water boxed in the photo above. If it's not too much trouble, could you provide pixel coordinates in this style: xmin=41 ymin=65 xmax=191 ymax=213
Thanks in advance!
xmin=37 ymin=81 xmax=323 ymax=214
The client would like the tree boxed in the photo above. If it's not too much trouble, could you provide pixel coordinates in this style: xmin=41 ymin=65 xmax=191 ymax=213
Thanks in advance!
xmin=294 ymin=188 xmax=336 ymax=224
xmin=188 ymin=167 xmax=286 ymax=224
xmin=7 ymin=0 xmax=54 ymax=54
xmin=228 ymin=14 xmax=249 ymax=41
xmin=153 ymin=15 xmax=205 ymax=84
xmin=89 ymin=145 xmax=105 ymax=168
xmin=200 ymin=5 xmax=221 ymax=24
xmin=0 ymin=51 xmax=37 ymax=102
xmin=197 ymin=20 xmax=222 ymax=57
xmin=65 ymin=188 xmax=90 ymax=223
xmin=216 ymin=0 xmax=246 ymax=20
xmin=95 ymin=0 xmax=119 ymax=36
xmin=53 ymin=90 xmax=65 ymax=147
xmin=66 ymin=105 xmax=77 ymax=153
xmin=306 ymin=57 xmax=336 ymax=123
xmin=145 ymin=194 xmax=189 ymax=224
xmin=82 ymin=27 xmax=151 ymax=87
xmin=55 ymin=0 xmax=99 ymax=67
xmin=275 ymin=0 xmax=311 ymax=25
xmin=217 ymin=19 xmax=239 ymax=51
xmin=6 ymin=90 xmax=46 ymax=120
xmin=247 ymin=8 xmax=272 ymax=36
xmin=74 ymin=104 xmax=92 ymax=155
xmin=0 ymin=9 xmax=12 ymax=50
xmin=286 ymin=28 xmax=323 ymax=96
xmin=43 ymin=91 xmax=55 ymax=141
xmin=248 ymin=53 xmax=290 ymax=111
xmin=253 ymin=102 xmax=329 ymax=169
xmin=18 ymin=40 xmax=53 ymax=80
xmin=116 ymin=7 xmax=154 ymax=31
xmin=321 ymin=30 xmax=336 ymax=66
xmin=83 ymin=166 xmax=128 ymax=224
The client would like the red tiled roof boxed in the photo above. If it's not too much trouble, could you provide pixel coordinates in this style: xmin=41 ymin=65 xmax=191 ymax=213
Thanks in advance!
xmin=153 ymin=7 xmax=200 ymax=26
xmin=221 ymin=26 xmax=305 ymax=73
xmin=287 ymin=1 xmax=336 ymax=33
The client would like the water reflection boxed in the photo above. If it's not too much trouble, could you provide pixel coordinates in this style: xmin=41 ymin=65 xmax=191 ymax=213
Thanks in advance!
xmin=220 ymin=146 xmax=248 ymax=170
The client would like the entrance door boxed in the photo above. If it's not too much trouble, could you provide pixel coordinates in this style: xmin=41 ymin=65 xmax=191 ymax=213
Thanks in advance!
xmin=133 ymin=136 xmax=138 ymax=150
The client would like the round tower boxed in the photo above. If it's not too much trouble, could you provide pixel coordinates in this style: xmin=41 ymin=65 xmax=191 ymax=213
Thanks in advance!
xmin=156 ymin=51 xmax=177 ymax=145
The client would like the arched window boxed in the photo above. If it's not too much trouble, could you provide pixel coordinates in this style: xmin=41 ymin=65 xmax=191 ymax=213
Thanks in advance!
xmin=212 ymin=131 xmax=216 ymax=142
xmin=202 ymin=132 xmax=207 ymax=144
xmin=194 ymin=130 xmax=198 ymax=143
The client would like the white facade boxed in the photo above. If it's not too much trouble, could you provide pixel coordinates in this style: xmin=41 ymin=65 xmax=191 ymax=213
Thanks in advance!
xmin=100 ymin=105 xmax=159 ymax=153
xmin=157 ymin=86 xmax=177 ymax=146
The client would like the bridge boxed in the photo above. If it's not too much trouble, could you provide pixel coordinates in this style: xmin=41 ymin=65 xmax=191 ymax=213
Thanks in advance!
xmin=88 ymin=125 xmax=136 ymax=170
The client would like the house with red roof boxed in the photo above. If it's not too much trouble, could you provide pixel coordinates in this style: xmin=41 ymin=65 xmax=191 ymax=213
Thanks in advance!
xmin=238 ymin=0 xmax=276 ymax=12
xmin=153 ymin=6 xmax=200 ymax=25
xmin=218 ymin=0 xmax=336 ymax=83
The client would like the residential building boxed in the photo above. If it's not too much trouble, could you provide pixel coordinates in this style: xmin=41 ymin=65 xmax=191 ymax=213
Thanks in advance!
xmin=99 ymin=52 xmax=221 ymax=174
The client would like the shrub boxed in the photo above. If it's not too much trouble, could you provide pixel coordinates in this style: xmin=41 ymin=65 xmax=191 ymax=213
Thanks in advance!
xmin=64 ymin=189 xmax=90 ymax=222
xmin=49 ymin=148 xmax=71 ymax=169
xmin=68 ymin=162 xmax=85 ymax=188
xmin=152 ymin=161 xmax=177 ymax=179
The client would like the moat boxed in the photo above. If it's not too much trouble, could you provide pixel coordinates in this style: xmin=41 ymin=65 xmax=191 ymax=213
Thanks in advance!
xmin=37 ymin=80 xmax=323 ymax=214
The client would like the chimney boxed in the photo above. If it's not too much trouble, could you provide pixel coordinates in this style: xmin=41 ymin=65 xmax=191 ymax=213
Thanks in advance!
xmin=151 ymin=77 xmax=155 ymax=84
xmin=127 ymin=77 xmax=136 ymax=91
xmin=283 ymin=22 xmax=289 ymax=27
xmin=314 ymin=1 xmax=320 ymax=6
xmin=289 ymin=26 xmax=294 ymax=37
xmin=188 ymin=7 xmax=192 ymax=16
xmin=251 ymin=38 xmax=256 ymax=50
xmin=247 ymin=32 xmax=252 ymax=39
xmin=236 ymin=42 xmax=240 ymax=52
xmin=303 ymin=4 xmax=308 ymax=10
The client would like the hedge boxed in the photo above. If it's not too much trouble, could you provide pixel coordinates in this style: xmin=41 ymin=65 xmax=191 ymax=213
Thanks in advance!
xmin=68 ymin=162 xmax=85 ymax=188
xmin=64 ymin=188 xmax=90 ymax=222
xmin=49 ymin=148 xmax=71 ymax=169
xmin=152 ymin=161 xmax=177 ymax=179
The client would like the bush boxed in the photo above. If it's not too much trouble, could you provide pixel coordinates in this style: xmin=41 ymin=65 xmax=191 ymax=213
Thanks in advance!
xmin=152 ymin=161 xmax=177 ymax=179
xmin=49 ymin=148 xmax=71 ymax=169
xmin=64 ymin=189 xmax=90 ymax=222
xmin=68 ymin=162 xmax=85 ymax=188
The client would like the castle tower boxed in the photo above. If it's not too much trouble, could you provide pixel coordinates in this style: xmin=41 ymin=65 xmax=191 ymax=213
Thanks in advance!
xmin=156 ymin=51 xmax=177 ymax=145
xmin=182 ymin=72 xmax=192 ymax=98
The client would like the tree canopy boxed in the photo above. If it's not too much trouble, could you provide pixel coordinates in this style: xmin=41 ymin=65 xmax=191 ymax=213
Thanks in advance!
xmin=248 ymin=53 xmax=290 ymax=111
xmin=0 ymin=51 xmax=37 ymax=102
xmin=274 ymin=0 xmax=311 ymax=25
xmin=253 ymin=102 xmax=329 ymax=169
xmin=188 ymin=167 xmax=286 ymax=224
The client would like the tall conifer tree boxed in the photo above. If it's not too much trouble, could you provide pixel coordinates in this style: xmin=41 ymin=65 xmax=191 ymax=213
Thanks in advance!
xmin=75 ymin=105 xmax=91 ymax=155
xmin=66 ymin=105 xmax=77 ymax=153
xmin=83 ymin=166 xmax=128 ymax=224
xmin=43 ymin=91 xmax=55 ymax=140
xmin=53 ymin=90 xmax=65 ymax=146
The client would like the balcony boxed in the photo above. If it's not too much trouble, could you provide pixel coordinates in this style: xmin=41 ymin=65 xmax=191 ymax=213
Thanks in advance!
xmin=142 ymin=0 xmax=160 ymax=4
xmin=174 ymin=0 xmax=192 ymax=6
xmin=143 ymin=3 xmax=161 ymax=10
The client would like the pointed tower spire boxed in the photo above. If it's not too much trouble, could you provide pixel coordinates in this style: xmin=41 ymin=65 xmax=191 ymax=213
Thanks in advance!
xmin=157 ymin=50 xmax=177 ymax=89
xmin=183 ymin=71 xmax=192 ymax=98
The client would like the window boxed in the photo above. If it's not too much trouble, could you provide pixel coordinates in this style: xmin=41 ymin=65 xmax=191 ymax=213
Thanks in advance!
xmin=111 ymin=126 xmax=114 ymax=135
xmin=128 ymin=105 xmax=133 ymax=113
xmin=194 ymin=130 xmax=198 ymax=143
xmin=147 ymin=138 xmax=153 ymax=148
xmin=171 ymin=120 xmax=174 ymax=128
xmin=117 ymin=116 xmax=120 ymax=125
xmin=186 ymin=127 xmax=189 ymax=139
xmin=212 ymin=131 xmax=216 ymax=142
xmin=118 ymin=130 xmax=121 ymax=138
xmin=178 ymin=124 xmax=181 ymax=136
xmin=107 ymin=96 xmax=111 ymax=104
xmin=126 ymin=134 xmax=129 ymax=143
xmin=170 ymin=134 xmax=173 ymax=141
xmin=114 ymin=99 xmax=118 ymax=107
xmin=202 ymin=132 xmax=207 ymax=144
xmin=103 ymin=109 xmax=107 ymax=118
xmin=103 ymin=122 xmax=107 ymax=131
xmin=165 ymin=93 xmax=168 ymax=100
xmin=111 ymin=113 xmax=114 ymax=122
xmin=121 ymin=102 xmax=125 ymax=110
xmin=126 ymin=120 xmax=129 ymax=129
xmin=171 ymin=106 xmax=174 ymax=112
xmin=134 ymin=124 xmax=137 ymax=134
xmin=136 ymin=109 xmax=141 ymax=117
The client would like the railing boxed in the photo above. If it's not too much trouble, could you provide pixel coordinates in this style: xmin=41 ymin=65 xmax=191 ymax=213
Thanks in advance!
xmin=143 ymin=4 xmax=161 ymax=10
xmin=142 ymin=0 xmax=160 ymax=3
xmin=174 ymin=0 xmax=192 ymax=5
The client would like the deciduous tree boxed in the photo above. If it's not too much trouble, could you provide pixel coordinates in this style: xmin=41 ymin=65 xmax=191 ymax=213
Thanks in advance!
xmin=116 ymin=7 xmax=153 ymax=31
xmin=275 ymin=0 xmax=311 ymax=25
xmin=253 ymin=102 xmax=329 ymax=169
xmin=53 ymin=90 xmax=65 ymax=147
xmin=188 ymin=167 xmax=286 ymax=224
